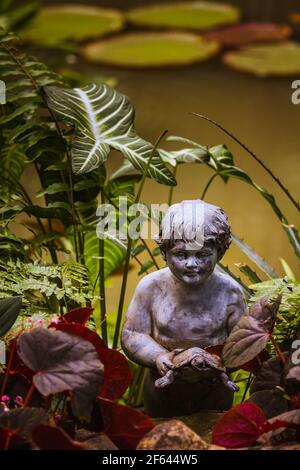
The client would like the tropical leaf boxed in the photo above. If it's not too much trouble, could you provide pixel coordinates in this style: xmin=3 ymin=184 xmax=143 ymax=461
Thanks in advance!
xmin=168 ymin=135 xmax=300 ymax=259
xmin=0 ymin=296 xmax=22 ymax=337
xmin=232 ymin=234 xmax=277 ymax=279
xmin=44 ymin=83 xmax=176 ymax=186
xmin=110 ymin=145 xmax=209 ymax=179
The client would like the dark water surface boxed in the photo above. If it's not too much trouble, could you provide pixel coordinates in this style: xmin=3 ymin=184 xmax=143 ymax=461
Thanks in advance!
xmin=28 ymin=1 xmax=300 ymax=311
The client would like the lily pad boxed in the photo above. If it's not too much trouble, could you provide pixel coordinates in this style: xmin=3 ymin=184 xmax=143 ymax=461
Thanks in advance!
xmin=82 ymin=32 xmax=219 ymax=68
xmin=20 ymin=5 xmax=124 ymax=46
xmin=223 ymin=42 xmax=300 ymax=77
xmin=205 ymin=23 xmax=292 ymax=47
xmin=127 ymin=1 xmax=240 ymax=31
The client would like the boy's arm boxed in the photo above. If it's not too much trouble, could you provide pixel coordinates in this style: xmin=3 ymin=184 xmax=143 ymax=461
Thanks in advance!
xmin=121 ymin=277 xmax=170 ymax=370
xmin=226 ymin=286 xmax=247 ymax=334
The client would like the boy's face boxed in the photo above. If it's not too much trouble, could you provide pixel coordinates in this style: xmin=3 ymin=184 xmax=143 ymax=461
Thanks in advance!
xmin=166 ymin=240 xmax=218 ymax=286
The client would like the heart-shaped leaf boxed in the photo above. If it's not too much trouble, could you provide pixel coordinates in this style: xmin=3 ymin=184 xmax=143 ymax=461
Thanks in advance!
xmin=99 ymin=397 xmax=154 ymax=450
xmin=0 ymin=296 xmax=22 ymax=337
xmin=51 ymin=322 xmax=132 ymax=400
xmin=222 ymin=295 xmax=281 ymax=368
xmin=32 ymin=424 xmax=83 ymax=450
xmin=212 ymin=402 xmax=266 ymax=448
xmin=222 ymin=315 xmax=271 ymax=368
xmin=44 ymin=83 xmax=176 ymax=186
xmin=17 ymin=328 xmax=104 ymax=421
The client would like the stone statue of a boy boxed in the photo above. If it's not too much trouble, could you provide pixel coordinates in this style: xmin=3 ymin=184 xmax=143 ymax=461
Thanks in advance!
xmin=121 ymin=200 xmax=246 ymax=417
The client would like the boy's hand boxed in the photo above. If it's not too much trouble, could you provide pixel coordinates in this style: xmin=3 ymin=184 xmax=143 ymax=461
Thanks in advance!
xmin=156 ymin=349 xmax=184 ymax=376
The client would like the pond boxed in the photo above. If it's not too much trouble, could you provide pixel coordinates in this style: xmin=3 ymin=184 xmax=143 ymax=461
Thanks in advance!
xmin=25 ymin=0 xmax=300 ymax=312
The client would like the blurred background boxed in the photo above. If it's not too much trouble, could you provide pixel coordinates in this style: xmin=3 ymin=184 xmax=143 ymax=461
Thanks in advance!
xmin=4 ymin=0 xmax=300 ymax=312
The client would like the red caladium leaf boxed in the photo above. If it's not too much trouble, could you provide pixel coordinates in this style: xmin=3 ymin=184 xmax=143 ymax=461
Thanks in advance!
xmin=98 ymin=348 xmax=132 ymax=400
xmin=50 ymin=322 xmax=106 ymax=351
xmin=212 ymin=402 xmax=266 ymax=448
xmin=222 ymin=296 xmax=281 ymax=368
xmin=17 ymin=328 xmax=104 ymax=421
xmin=62 ymin=307 xmax=94 ymax=325
xmin=6 ymin=339 xmax=33 ymax=380
xmin=32 ymin=424 xmax=83 ymax=450
xmin=52 ymin=322 xmax=132 ymax=400
xmin=99 ymin=397 xmax=154 ymax=450
xmin=205 ymin=23 xmax=292 ymax=47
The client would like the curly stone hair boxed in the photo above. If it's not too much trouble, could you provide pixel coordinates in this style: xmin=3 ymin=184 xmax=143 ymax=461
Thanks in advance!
xmin=156 ymin=199 xmax=232 ymax=261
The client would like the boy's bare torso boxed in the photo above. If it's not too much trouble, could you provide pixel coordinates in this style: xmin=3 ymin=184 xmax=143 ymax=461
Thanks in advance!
xmin=145 ymin=267 xmax=245 ymax=351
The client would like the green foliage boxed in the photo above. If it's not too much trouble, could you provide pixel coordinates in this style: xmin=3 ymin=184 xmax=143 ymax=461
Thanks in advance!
xmin=0 ymin=259 xmax=95 ymax=317
xmin=44 ymin=83 xmax=176 ymax=186
xmin=249 ymin=278 xmax=300 ymax=348
xmin=0 ymin=296 xmax=22 ymax=337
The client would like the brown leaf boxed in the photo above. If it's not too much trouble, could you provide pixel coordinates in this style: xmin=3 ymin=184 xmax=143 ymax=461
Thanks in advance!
xmin=222 ymin=295 xmax=281 ymax=368
xmin=250 ymin=355 xmax=286 ymax=394
xmin=247 ymin=390 xmax=288 ymax=419
xmin=222 ymin=315 xmax=270 ymax=368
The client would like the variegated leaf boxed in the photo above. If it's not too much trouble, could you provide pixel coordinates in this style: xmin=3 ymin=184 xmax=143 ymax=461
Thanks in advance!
xmin=44 ymin=83 xmax=176 ymax=186
xmin=110 ymin=146 xmax=209 ymax=179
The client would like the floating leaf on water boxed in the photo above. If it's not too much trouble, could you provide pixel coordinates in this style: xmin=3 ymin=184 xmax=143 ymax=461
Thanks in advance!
xmin=223 ymin=42 xmax=300 ymax=77
xmin=20 ymin=5 xmax=124 ymax=46
xmin=127 ymin=1 xmax=240 ymax=31
xmin=82 ymin=32 xmax=219 ymax=68
xmin=205 ymin=23 xmax=292 ymax=47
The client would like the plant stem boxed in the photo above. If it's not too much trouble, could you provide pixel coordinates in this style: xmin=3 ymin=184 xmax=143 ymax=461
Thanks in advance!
xmin=23 ymin=383 xmax=35 ymax=407
xmin=241 ymin=373 xmax=253 ymax=403
xmin=192 ymin=112 xmax=300 ymax=212
xmin=99 ymin=190 xmax=108 ymax=345
xmin=140 ymin=238 xmax=159 ymax=269
xmin=270 ymin=334 xmax=286 ymax=365
xmin=201 ymin=173 xmax=218 ymax=200
xmin=167 ymin=164 xmax=178 ymax=206
xmin=112 ymin=130 xmax=168 ymax=349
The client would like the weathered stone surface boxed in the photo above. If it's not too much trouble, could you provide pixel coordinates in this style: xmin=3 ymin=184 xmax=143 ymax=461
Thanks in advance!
xmin=154 ymin=410 xmax=225 ymax=443
xmin=75 ymin=429 xmax=118 ymax=450
xmin=137 ymin=420 xmax=210 ymax=450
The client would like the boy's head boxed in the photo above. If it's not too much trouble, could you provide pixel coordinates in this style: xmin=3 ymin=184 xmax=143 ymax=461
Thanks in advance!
xmin=156 ymin=200 xmax=232 ymax=285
